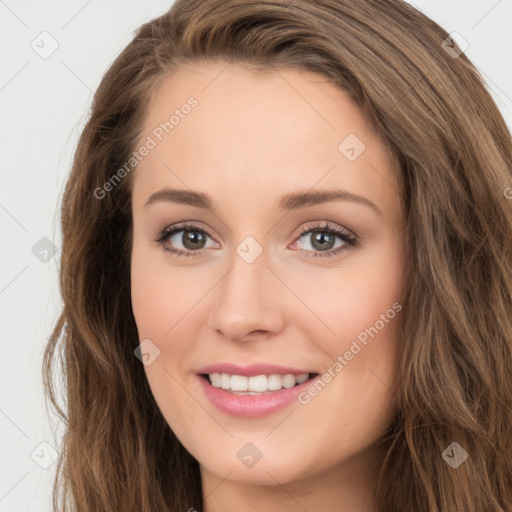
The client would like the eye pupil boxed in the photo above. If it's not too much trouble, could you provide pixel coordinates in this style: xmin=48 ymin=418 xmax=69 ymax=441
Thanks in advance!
xmin=311 ymin=231 xmax=335 ymax=251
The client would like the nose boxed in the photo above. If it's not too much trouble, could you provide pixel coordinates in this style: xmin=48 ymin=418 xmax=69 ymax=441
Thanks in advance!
xmin=207 ymin=245 xmax=286 ymax=342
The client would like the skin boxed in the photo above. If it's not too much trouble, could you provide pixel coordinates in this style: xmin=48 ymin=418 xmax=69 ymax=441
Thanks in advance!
xmin=130 ymin=61 xmax=405 ymax=512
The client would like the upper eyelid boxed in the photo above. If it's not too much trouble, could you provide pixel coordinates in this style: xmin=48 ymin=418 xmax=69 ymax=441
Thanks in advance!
xmin=163 ymin=221 xmax=217 ymax=240
xmin=296 ymin=222 xmax=355 ymax=237
xmin=163 ymin=221 xmax=351 ymax=236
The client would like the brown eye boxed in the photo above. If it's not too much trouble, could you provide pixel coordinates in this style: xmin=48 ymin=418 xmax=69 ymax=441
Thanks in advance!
xmin=178 ymin=229 xmax=207 ymax=250
xmin=156 ymin=223 xmax=217 ymax=257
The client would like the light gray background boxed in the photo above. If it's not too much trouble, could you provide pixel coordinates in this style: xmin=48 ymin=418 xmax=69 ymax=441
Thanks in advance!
xmin=1 ymin=1 xmax=511 ymax=510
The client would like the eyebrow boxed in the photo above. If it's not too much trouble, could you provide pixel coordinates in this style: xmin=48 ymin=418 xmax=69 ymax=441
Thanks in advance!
xmin=143 ymin=187 xmax=383 ymax=216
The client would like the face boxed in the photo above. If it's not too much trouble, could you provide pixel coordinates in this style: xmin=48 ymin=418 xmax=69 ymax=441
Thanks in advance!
xmin=130 ymin=62 xmax=405 ymax=494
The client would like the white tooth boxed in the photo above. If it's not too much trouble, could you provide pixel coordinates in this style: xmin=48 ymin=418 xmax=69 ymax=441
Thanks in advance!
xmin=248 ymin=375 xmax=268 ymax=392
xmin=212 ymin=372 xmax=309 ymax=392
xmin=295 ymin=373 xmax=309 ymax=384
xmin=282 ymin=374 xmax=297 ymax=389
xmin=210 ymin=373 xmax=222 ymax=387
xmin=220 ymin=373 xmax=231 ymax=389
xmin=267 ymin=374 xmax=284 ymax=391
xmin=230 ymin=374 xmax=248 ymax=391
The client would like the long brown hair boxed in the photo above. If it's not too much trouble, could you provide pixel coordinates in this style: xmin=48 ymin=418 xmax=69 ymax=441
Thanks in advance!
xmin=43 ymin=1 xmax=512 ymax=510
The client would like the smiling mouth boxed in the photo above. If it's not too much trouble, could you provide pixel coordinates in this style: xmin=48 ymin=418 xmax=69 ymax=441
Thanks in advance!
xmin=200 ymin=372 xmax=319 ymax=395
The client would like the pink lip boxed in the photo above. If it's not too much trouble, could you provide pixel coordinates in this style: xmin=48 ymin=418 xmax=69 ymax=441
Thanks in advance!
xmin=197 ymin=363 xmax=314 ymax=377
xmin=197 ymin=373 xmax=320 ymax=418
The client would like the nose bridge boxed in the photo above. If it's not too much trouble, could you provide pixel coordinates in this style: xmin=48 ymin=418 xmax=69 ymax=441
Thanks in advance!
xmin=207 ymin=242 xmax=284 ymax=340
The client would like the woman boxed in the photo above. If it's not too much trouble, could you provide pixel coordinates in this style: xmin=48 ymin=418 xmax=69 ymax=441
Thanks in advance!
xmin=43 ymin=0 xmax=512 ymax=511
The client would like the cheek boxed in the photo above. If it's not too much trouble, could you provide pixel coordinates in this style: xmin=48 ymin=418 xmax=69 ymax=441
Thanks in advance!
xmin=130 ymin=241 xmax=207 ymax=338
xmin=294 ymin=246 xmax=404 ymax=354
xmin=329 ymin=264 xmax=402 ymax=347
xmin=130 ymin=246 xmax=211 ymax=393
xmin=291 ymin=241 xmax=404 ymax=420
xmin=130 ymin=251 xmax=203 ymax=431
xmin=131 ymin=232 xmax=405 ymax=361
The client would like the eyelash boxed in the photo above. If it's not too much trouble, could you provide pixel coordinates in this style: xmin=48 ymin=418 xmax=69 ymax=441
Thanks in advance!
xmin=154 ymin=222 xmax=359 ymax=259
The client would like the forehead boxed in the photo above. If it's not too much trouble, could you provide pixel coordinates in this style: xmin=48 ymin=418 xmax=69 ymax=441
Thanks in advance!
xmin=131 ymin=62 xmax=401 ymax=220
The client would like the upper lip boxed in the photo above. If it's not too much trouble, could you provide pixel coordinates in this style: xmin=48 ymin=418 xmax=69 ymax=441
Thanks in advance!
xmin=197 ymin=363 xmax=317 ymax=377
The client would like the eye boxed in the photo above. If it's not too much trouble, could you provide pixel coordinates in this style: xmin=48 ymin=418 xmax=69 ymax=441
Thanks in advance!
xmin=154 ymin=221 xmax=358 ymax=258
xmin=291 ymin=222 xmax=358 ymax=258
xmin=154 ymin=223 xmax=218 ymax=257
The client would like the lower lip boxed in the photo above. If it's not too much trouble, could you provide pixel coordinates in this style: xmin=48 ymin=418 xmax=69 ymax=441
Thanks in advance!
xmin=197 ymin=374 xmax=318 ymax=418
